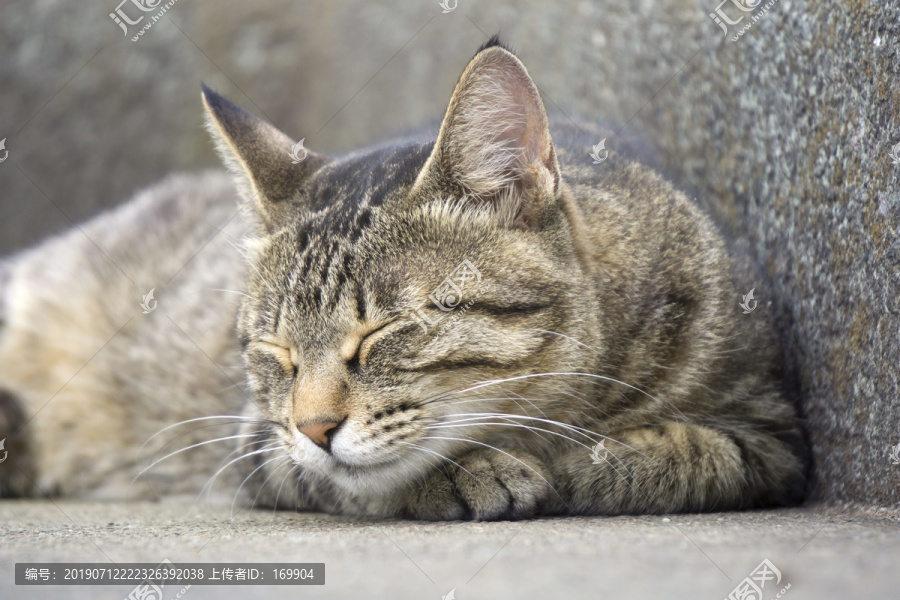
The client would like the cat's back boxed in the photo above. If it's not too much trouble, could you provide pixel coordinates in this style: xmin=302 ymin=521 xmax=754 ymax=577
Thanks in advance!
xmin=0 ymin=170 xmax=251 ymax=498
xmin=550 ymin=122 xmax=729 ymax=287
xmin=550 ymin=121 xmax=787 ymax=429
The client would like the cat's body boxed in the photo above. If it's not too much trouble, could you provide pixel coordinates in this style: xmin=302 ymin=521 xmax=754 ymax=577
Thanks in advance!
xmin=0 ymin=39 xmax=806 ymax=518
xmin=0 ymin=172 xmax=250 ymax=498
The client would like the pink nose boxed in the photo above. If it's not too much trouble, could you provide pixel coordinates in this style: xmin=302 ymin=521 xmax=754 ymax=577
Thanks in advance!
xmin=297 ymin=420 xmax=341 ymax=449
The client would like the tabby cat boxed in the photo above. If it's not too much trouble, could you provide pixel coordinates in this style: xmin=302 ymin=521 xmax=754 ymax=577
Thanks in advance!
xmin=0 ymin=38 xmax=806 ymax=519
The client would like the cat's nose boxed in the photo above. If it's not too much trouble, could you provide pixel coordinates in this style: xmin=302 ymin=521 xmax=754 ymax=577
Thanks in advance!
xmin=297 ymin=419 xmax=343 ymax=452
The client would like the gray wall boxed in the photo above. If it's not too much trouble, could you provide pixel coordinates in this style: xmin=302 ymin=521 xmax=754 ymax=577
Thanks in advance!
xmin=1 ymin=0 xmax=898 ymax=508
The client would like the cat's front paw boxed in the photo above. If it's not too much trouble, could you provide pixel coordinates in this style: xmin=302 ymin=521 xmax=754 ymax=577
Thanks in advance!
xmin=401 ymin=450 xmax=550 ymax=521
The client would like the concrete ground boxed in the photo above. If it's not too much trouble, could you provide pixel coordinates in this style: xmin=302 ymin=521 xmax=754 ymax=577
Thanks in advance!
xmin=1 ymin=501 xmax=898 ymax=600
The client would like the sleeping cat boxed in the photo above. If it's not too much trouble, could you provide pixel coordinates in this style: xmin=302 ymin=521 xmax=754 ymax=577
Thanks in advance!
xmin=0 ymin=38 xmax=806 ymax=519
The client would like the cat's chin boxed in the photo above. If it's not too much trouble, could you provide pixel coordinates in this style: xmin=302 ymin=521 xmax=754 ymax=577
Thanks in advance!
xmin=321 ymin=447 xmax=440 ymax=497
xmin=329 ymin=453 xmax=403 ymax=472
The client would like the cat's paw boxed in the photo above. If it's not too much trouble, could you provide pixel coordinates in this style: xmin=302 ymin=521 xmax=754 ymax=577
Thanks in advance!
xmin=401 ymin=450 xmax=551 ymax=521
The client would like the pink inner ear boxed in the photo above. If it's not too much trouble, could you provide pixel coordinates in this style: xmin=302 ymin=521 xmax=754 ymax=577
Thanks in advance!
xmin=508 ymin=75 xmax=553 ymax=169
xmin=443 ymin=53 xmax=557 ymax=200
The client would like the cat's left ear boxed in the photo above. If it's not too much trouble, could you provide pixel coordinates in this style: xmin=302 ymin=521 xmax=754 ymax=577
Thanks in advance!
xmin=201 ymin=83 xmax=326 ymax=232
xmin=412 ymin=40 xmax=560 ymax=229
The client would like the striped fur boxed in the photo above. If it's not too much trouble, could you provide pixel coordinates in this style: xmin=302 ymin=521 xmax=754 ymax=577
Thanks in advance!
xmin=0 ymin=39 xmax=806 ymax=519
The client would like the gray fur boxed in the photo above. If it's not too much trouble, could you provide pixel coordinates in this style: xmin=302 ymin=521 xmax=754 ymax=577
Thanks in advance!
xmin=0 ymin=43 xmax=805 ymax=519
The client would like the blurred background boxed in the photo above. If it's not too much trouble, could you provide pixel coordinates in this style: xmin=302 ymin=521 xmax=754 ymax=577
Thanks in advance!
xmin=0 ymin=0 xmax=898 ymax=516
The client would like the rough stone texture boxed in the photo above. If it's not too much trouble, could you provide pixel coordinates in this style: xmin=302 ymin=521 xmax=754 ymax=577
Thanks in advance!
xmin=0 ymin=0 xmax=898 ymax=512
xmin=0 ymin=500 xmax=898 ymax=599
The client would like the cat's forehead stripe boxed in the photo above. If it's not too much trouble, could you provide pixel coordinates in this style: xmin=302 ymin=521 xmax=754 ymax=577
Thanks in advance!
xmin=284 ymin=199 xmax=374 ymax=323
xmin=272 ymin=142 xmax=434 ymax=336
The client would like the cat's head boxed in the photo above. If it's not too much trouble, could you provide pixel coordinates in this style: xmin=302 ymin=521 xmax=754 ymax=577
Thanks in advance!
xmin=203 ymin=39 xmax=598 ymax=496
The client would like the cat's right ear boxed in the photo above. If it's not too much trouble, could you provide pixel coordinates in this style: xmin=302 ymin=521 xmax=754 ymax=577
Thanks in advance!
xmin=201 ymin=83 xmax=325 ymax=231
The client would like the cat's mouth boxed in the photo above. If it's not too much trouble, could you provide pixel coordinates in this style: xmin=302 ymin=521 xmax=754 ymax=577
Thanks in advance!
xmin=323 ymin=448 xmax=443 ymax=499
xmin=288 ymin=437 xmax=408 ymax=472
xmin=293 ymin=431 xmax=445 ymax=494
xmin=330 ymin=452 xmax=404 ymax=472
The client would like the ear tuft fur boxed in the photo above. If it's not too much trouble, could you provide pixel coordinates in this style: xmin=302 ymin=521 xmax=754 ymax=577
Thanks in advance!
xmin=475 ymin=33 xmax=512 ymax=55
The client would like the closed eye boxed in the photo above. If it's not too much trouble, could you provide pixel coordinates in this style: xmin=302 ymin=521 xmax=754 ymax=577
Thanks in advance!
xmin=395 ymin=318 xmax=550 ymax=372
xmin=397 ymin=354 xmax=510 ymax=372
xmin=470 ymin=302 xmax=553 ymax=316
xmin=352 ymin=296 xmax=553 ymax=371
xmin=251 ymin=340 xmax=299 ymax=374
xmin=411 ymin=300 xmax=552 ymax=322
xmin=354 ymin=319 xmax=401 ymax=368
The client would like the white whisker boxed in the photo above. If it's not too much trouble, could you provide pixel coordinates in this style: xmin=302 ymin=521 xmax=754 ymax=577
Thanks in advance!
xmin=447 ymin=371 xmax=689 ymax=422
xmin=231 ymin=453 xmax=288 ymax=518
xmin=198 ymin=441 xmax=282 ymax=508
xmin=527 ymin=329 xmax=600 ymax=354
xmin=249 ymin=457 xmax=293 ymax=512
xmin=395 ymin=441 xmax=474 ymax=477
xmin=426 ymin=418 xmax=634 ymax=482
xmin=142 ymin=415 xmax=262 ymax=447
xmin=273 ymin=464 xmax=302 ymax=514
xmin=134 ymin=434 xmax=259 ymax=481
xmin=210 ymin=288 xmax=259 ymax=302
